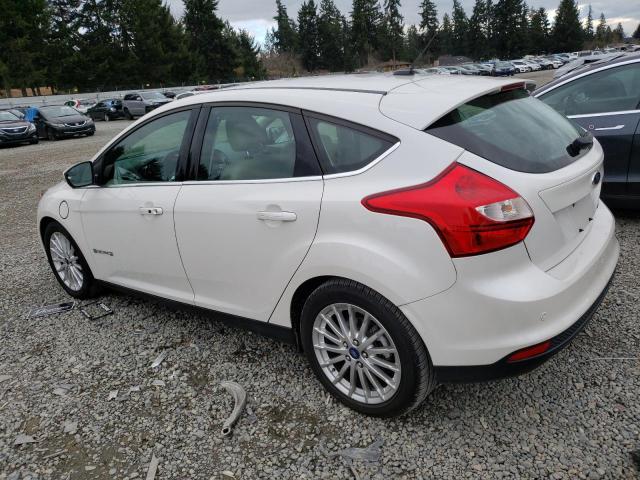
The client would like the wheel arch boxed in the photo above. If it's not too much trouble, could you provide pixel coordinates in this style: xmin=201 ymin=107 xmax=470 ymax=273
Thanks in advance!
xmin=289 ymin=275 xmax=336 ymax=351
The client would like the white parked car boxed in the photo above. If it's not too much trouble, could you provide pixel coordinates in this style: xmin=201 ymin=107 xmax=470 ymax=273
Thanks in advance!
xmin=38 ymin=74 xmax=619 ymax=417
xmin=510 ymin=60 xmax=531 ymax=73
xmin=523 ymin=60 xmax=542 ymax=71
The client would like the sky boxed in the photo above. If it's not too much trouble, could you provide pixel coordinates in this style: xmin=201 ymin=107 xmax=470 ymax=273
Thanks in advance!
xmin=166 ymin=0 xmax=639 ymax=45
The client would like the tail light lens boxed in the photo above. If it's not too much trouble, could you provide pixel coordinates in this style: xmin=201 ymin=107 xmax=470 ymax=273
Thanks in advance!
xmin=362 ymin=163 xmax=534 ymax=257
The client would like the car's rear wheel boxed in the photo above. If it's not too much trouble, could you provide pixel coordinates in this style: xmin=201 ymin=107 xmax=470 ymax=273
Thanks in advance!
xmin=103 ymin=113 xmax=110 ymax=122
xmin=44 ymin=222 xmax=99 ymax=299
xmin=300 ymin=279 xmax=435 ymax=417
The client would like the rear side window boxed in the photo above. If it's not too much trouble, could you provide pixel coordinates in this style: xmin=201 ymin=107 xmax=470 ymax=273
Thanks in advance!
xmin=539 ymin=63 xmax=640 ymax=116
xmin=307 ymin=117 xmax=396 ymax=174
xmin=426 ymin=89 xmax=587 ymax=173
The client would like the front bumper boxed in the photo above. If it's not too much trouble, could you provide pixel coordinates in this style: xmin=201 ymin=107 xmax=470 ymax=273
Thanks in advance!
xmin=53 ymin=125 xmax=95 ymax=137
xmin=401 ymin=202 xmax=619 ymax=371
xmin=0 ymin=132 xmax=38 ymax=144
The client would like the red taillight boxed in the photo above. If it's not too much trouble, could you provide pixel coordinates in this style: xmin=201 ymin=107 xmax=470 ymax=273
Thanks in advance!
xmin=361 ymin=163 xmax=534 ymax=257
xmin=507 ymin=341 xmax=551 ymax=362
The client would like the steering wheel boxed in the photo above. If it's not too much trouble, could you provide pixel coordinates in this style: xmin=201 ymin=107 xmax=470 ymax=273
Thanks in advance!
xmin=208 ymin=149 xmax=229 ymax=180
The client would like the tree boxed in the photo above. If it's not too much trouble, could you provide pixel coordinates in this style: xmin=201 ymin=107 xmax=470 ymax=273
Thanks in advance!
xmin=634 ymin=23 xmax=640 ymax=40
xmin=529 ymin=7 xmax=550 ymax=54
xmin=46 ymin=0 xmax=83 ymax=92
xmin=228 ymin=27 xmax=266 ymax=80
xmin=493 ymin=0 xmax=526 ymax=59
xmin=183 ymin=0 xmax=236 ymax=82
xmin=595 ymin=12 xmax=608 ymax=47
xmin=273 ymin=0 xmax=298 ymax=53
xmin=468 ymin=0 xmax=489 ymax=60
xmin=451 ymin=0 xmax=468 ymax=55
xmin=318 ymin=0 xmax=347 ymax=71
xmin=551 ymin=0 xmax=582 ymax=52
xmin=583 ymin=5 xmax=594 ymax=42
xmin=350 ymin=0 xmax=382 ymax=67
xmin=380 ymin=0 xmax=404 ymax=64
xmin=418 ymin=0 xmax=438 ymax=60
xmin=298 ymin=0 xmax=320 ymax=71
xmin=405 ymin=24 xmax=422 ymax=62
xmin=612 ymin=23 xmax=625 ymax=43
xmin=440 ymin=13 xmax=453 ymax=55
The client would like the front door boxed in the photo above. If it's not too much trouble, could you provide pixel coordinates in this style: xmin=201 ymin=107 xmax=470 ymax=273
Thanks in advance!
xmin=80 ymin=108 xmax=197 ymax=303
xmin=174 ymin=105 xmax=323 ymax=321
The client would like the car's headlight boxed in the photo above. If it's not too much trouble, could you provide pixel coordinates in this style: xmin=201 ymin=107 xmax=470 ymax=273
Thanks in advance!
xmin=86 ymin=119 xmax=94 ymax=125
xmin=28 ymin=123 xmax=36 ymax=132
xmin=110 ymin=107 xmax=116 ymax=112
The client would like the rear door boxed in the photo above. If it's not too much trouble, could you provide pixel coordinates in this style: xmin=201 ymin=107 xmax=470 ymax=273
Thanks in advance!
xmin=174 ymin=104 xmax=323 ymax=321
xmin=536 ymin=61 xmax=640 ymax=197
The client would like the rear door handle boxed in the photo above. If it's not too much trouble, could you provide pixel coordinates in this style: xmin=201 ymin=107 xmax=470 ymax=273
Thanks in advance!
xmin=594 ymin=124 xmax=625 ymax=131
xmin=257 ymin=211 xmax=297 ymax=222
xmin=139 ymin=206 xmax=163 ymax=215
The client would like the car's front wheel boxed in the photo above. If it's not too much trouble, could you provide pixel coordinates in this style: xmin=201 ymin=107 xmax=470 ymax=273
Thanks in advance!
xmin=43 ymin=222 xmax=99 ymax=298
xmin=301 ymin=279 xmax=435 ymax=417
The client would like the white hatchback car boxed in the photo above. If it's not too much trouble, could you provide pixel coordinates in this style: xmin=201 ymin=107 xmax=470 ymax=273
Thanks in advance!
xmin=38 ymin=74 xmax=619 ymax=417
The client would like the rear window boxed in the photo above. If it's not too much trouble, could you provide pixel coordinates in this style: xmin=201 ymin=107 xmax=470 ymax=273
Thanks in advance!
xmin=426 ymin=89 xmax=588 ymax=173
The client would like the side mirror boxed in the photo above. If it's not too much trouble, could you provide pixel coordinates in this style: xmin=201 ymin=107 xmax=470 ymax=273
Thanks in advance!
xmin=65 ymin=161 xmax=94 ymax=188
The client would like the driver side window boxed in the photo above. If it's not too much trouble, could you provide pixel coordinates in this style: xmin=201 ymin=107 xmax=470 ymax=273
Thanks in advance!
xmin=540 ymin=63 xmax=640 ymax=116
xmin=101 ymin=111 xmax=190 ymax=185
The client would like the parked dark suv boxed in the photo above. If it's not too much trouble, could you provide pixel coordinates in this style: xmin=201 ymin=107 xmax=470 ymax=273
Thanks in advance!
xmin=34 ymin=105 xmax=95 ymax=141
xmin=0 ymin=110 xmax=38 ymax=146
xmin=535 ymin=53 xmax=640 ymax=207
xmin=87 ymin=99 xmax=125 ymax=121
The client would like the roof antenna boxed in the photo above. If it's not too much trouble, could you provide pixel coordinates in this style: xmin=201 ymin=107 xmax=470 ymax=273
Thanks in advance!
xmin=394 ymin=28 xmax=440 ymax=76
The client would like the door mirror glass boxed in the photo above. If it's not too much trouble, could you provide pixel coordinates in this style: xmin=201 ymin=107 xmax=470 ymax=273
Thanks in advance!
xmin=65 ymin=161 xmax=94 ymax=188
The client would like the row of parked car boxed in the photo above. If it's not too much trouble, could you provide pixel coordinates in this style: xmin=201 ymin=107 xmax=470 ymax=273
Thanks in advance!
xmin=0 ymin=90 xmax=178 ymax=147
xmin=422 ymin=53 xmax=575 ymax=77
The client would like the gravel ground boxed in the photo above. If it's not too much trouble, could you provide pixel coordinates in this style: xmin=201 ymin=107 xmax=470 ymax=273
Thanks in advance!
xmin=1 ymin=117 xmax=639 ymax=480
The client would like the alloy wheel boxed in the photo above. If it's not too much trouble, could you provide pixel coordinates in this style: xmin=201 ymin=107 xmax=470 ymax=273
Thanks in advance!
xmin=49 ymin=232 xmax=84 ymax=291
xmin=312 ymin=303 xmax=401 ymax=405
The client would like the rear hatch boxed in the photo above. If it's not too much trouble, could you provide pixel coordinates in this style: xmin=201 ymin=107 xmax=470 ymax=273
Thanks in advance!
xmin=381 ymin=81 xmax=603 ymax=270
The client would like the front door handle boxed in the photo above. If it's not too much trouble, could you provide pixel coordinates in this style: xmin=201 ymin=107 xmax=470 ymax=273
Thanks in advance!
xmin=594 ymin=124 xmax=625 ymax=131
xmin=257 ymin=211 xmax=297 ymax=222
xmin=139 ymin=206 xmax=163 ymax=215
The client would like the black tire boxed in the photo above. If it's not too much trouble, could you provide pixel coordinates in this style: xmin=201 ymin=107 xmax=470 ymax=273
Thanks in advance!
xmin=103 ymin=112 xmax=110 ymax=122
xmin=47 ymin=128 xmax=57 ymax=141
xmin=124 ymin=108 xmax=133 ymax=120
xmin=300 ymin=278 xmax=435 ymax=417
xmin=43 ymin=222 xmax=100 ymax=299
xmin=86 ymin=130 xmax=94 ymax=136
xmin=30 ymin=138 xmax=38 ymax=145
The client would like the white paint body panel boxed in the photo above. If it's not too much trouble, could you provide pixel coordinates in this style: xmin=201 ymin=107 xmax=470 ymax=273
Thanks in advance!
xmin=174 ymin=179 xmax=323 ymax=320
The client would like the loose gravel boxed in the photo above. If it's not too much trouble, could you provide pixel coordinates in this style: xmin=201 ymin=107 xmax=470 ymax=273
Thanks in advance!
xmin=0 ymin=119 xmax=639 ymax=480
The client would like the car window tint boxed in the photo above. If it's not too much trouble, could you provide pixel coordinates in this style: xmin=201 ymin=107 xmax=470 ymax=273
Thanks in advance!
xmin=197 ymin=107 xmax=302 ymax=181
xmin=102 ymin=111 xmax=190 ymax=185
xmin=539 ymin=63 xmax=640 ymax=116
xmin=427 ymin=89 xmax=587 ymax=173
xmin=307 ymin=118 xmax=395 ymax=174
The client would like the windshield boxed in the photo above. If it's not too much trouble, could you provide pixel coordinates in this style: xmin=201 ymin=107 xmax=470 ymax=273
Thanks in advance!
xmin=496 ymin=62 xmax=511 ymax=67
xmin=426 ymin=89 xmax=588 ymax=173
xmin=140 ymin=92 xmax=166 ymax=100
xmin=0 ymin=111 xmax=19 ymax=121
xmin=40 ymin=106 xmax=79 ymax=118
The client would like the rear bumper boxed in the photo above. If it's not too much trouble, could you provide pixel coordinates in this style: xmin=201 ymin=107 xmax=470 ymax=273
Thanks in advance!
xmin=434 ymin=274 xmax=612 ymax=383
xmin=401 ymin=202 xmax=619 ymax=370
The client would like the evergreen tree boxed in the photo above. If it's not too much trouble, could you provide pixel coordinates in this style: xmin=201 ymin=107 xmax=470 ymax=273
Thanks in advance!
xmin=551 ymin=0 xmax=582 ymax=52
xmin=380 ymin=0 xmax=404 ymax=64
xmin=529 ymin=8 xmax=549 ymax=54
xmin=612 ymin=23 xmax=625 ymax=43
xmin=595 ymin=12 xmax=607 ymax=47
xmin=418 ymin=0 xmax=439 ymax=58
xmin=634 ymin=23 xmax=640 ymax=40
xmin=318 ymin=0 xmax=347 ymax=71
xmin=440 ymin=13 xmax=453 ymax=54
xmin=514 ymin=2 xmax=530 ymax=54
xmin=298 ymin=0 xmax=320 ymax=71
xmin=350 ymin=0 xmax=382 ymax=67
xmin=46 ymin=0 xmax=82 ymax=92
xmin=583 ymin=5 xmax=594 ymax=42
xmin=273 ymin=0 xmax=298 ymax=53
xmin=183 ymin=0 xmax=236 ymax=82
xmin=451 ymin=0 xmax=468 ymax=55
xmin=405 ymin=25 xmax=422 ymax=62
xmin=493 ymin=0 xmax=525 ymax=59
xmin=468 ymin=0 xmax=489 ymax=60
xmin=227 ymin=27 xmax=266 ymax=80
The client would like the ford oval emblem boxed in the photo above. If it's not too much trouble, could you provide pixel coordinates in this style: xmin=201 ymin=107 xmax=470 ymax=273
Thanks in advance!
xmin=592 ymin=171 xmax=601 ymax=186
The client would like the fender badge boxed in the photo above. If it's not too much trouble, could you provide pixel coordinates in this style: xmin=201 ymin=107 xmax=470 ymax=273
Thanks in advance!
xmin=93 ymin=249 xmax=114 ymax=257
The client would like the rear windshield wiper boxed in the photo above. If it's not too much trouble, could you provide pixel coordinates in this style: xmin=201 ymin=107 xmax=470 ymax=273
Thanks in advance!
xmin=567 ymin=132 xmax=593 ymax=157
